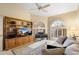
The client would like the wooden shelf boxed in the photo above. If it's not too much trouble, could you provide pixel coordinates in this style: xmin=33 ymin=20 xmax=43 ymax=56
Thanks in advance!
xmin=3 ymin=16 xmax=33 ymax=50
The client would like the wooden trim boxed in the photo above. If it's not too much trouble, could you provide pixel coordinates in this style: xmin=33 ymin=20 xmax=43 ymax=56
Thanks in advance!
xmin=4 ymin=16 xmax=32 ymax=22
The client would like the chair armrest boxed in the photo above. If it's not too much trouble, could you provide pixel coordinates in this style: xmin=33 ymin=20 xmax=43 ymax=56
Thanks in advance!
xmin=42 ymin=47 xmax=65 ymax=55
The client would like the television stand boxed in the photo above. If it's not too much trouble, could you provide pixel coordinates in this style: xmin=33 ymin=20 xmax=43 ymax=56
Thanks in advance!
xmin=3 ymin=16 xmax=33 ymax=50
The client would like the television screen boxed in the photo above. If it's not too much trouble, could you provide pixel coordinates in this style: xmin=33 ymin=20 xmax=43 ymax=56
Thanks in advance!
xmin=19 ymin=28 xmax=30 ymax=33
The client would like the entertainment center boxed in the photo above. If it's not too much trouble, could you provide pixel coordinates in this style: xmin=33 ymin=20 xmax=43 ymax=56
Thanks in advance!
xmin=3 ymin=16 xmax=33 ymax=50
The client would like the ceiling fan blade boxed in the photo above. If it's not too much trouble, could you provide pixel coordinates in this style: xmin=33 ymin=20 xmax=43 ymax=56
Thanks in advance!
xmin=41 ymin=4 xmax=50 ymax=9
xmin=35 ymin=3 xmax=41 ymax=8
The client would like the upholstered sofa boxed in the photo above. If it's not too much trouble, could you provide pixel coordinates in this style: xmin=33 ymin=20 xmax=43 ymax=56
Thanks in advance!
xmin=42 ymin=36 xmax=77 ymax=55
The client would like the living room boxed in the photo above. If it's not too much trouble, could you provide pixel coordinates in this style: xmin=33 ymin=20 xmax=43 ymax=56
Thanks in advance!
xmin=0 ymin=3 xmax=79 ymax=55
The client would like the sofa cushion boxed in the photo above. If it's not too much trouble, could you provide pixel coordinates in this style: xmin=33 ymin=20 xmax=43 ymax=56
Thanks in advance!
xmin=56 ymin=36 xmax=67 ymax=44
xmin=42 ymin=47 xmax=65 ymax=55
xmin=65 ymin=44 xmax=79 ymax=55
xmin=47 ymin=40 xmax=63 ymax=47
xmin=63 ymin=37 xmax=76 ymax=47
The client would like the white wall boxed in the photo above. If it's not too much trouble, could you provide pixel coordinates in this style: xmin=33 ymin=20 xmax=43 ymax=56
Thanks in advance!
xmin=0 ymin=16 xmax=3 ymax=51
xmin=0 ymin=4 xmax=31 ymax=21
xmin=48 ymin=10 xmax=79 ymax=37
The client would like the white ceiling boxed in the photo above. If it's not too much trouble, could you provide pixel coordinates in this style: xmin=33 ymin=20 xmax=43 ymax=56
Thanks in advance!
xmin=0 ymin=3 xmax=78 ymax=16
xmin=18 ymin=3 xmax=79 ymax=16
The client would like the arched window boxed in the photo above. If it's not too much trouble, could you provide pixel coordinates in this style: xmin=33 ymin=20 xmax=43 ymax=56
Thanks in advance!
xmin=33 ymin=21 xmax=45 ymax=28
xmin=33 ymin=21 xmax=45 ymax=34
xmin=50 ymin=19 xmax=67 ymax=40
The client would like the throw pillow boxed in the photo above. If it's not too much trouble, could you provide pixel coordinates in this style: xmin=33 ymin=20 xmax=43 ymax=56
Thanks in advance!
xmin=63 ymin=37 xmax=76 ymax=47
xmin=56 ymin=36 xmax=67 ymax=44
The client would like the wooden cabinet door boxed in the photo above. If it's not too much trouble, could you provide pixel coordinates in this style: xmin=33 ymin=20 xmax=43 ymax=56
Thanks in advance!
xmin=22 ymin=36 xmax=30 ymax=44
xmin=22 ymin=37 xmax=25 ymax=44
xmin=8 ymin=38 xmax=15 ymax=49
xmin=30 ymin=36 xmax=33 ymax=42
xmin=4 ymin=39 xmax=9 ymax=50
xmin=27 ymin=36 xmax=30 ymax=42
xmin=28 ymin=36 xmax=33 ymax=42
xmin=4 ymin=39 xmax=15 ymax=50
xmin=15 ymin=37 xmax=23 ymax=47
xmin=22 ymin=37 xmax=28 ymax=44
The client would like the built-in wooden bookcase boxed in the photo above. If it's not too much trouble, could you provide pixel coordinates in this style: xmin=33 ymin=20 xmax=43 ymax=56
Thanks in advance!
xmin=3 ymin=16 xmax=33 ymax=50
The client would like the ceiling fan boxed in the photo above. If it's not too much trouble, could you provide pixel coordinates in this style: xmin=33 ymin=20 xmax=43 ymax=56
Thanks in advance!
xmin=31 ymin=3 xmax=50 ymax=12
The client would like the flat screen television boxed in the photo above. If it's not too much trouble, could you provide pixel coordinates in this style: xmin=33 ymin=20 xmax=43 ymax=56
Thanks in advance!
xmin=17 ymin=27 xmax=32 ymax=36
xmin=6 ymin=27 xmax=32 ymax=39
xmin=18 ymin=27 xmax=30 ymax=34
